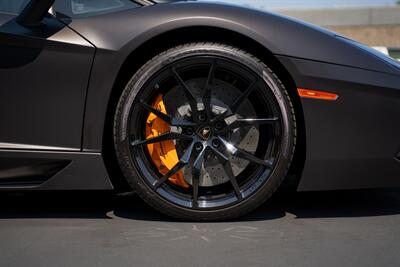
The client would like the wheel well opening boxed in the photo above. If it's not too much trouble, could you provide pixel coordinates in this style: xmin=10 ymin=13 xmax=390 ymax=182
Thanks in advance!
xmin=103 ymin=26 xmax=306 ymax=191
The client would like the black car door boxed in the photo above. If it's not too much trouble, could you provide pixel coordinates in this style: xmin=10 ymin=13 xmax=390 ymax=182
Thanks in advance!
xmin=0 ymin=2 xmax=95 ymax=151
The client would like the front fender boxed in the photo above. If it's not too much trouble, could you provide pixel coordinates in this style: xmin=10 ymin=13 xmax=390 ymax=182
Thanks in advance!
xmin=67 ymin=2 xmax=398 ymax=151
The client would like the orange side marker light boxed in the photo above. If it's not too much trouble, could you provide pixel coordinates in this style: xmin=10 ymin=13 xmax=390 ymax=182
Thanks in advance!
xmin=297 ymin=88 xmax=339 ymax=101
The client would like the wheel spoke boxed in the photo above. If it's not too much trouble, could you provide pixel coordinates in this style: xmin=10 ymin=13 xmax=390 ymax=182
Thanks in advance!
xmin=201 ymin=61 xmax=216 ymax=118
xmin=153 ymin=142 xmax=195 ymax=188
xmin=210 ymin=146 xmax=228 ymax=161
xmin=211 ymin=81 xmax=258 ymax=123
xmin=210 ymin=147 xmax=243 ymax=200
xmin=191 ymin=146 xmax=207 ymax=208
xmin=171 ymin=119 xmax=197 ymax=127
xmin=131 ymin=132 xmax=192 ymax=147
xmin=138 ymin=99 xmax=195 ymax=127
xmin=218 ymin=137 xmax=273 ymax=167
xmin=153 ymin=161 xmax=187 ymax=188
xmin=223 ymin=162 xmax=243 ymax=200
xmin=218 ymin=117 xmax=279 ymax=134
xmin=192 ymin=174 xmax=200 ymax=208
xmin=139 ymin=99 xmax=172 ymax=124
xmin=235 ymin=148 xmax=273 ymax=167
xmin=172 ymin=68 xmax=199 ymax=120
xmin=230 ymin=81 xmax=257 ymax=114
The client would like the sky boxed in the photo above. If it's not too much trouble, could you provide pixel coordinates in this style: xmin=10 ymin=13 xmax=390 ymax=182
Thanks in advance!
xmin=212 ymin=0 xmax=398 ymax=9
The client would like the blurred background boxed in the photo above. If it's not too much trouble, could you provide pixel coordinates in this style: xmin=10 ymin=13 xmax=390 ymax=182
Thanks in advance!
xmin=212 ymin=0 xmax=400 ymax=60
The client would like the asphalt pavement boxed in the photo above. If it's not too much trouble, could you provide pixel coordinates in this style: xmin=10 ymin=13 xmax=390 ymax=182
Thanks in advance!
xmin=0 ymin=188 xmax=399 ymax=267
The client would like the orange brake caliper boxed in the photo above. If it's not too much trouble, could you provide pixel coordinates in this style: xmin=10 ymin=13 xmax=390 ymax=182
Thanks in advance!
xmin=145 ymin=95 xmax=190 ymax=188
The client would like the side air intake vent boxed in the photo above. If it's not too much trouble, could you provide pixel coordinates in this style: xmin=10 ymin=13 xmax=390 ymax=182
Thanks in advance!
xmin=0 ymin=160 xmax=70 ymax=187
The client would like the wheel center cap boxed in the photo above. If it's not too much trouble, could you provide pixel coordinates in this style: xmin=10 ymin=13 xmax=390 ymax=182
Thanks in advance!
xmin=198 ymin=126 xmax=212 ymax=140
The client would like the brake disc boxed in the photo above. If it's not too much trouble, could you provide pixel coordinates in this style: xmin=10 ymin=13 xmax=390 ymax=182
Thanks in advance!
xmin=163 ymin=79 xmax=260 ymax=187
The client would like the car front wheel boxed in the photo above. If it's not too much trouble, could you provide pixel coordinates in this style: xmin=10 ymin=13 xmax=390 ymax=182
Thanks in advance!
xmin=114 ymin=43 xmax=296 ymax=221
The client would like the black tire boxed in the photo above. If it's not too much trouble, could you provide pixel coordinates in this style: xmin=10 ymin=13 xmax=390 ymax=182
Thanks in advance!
xmin=114 ymin=43 xmax=296 ymax=221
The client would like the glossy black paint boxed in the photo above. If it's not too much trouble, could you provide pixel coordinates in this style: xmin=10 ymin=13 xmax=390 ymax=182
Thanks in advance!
xmin=0 ymin=0 xmax=399 ymax=191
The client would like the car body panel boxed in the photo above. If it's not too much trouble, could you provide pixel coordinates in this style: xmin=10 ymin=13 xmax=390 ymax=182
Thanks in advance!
xmin=0 ymin=1 xmax=399 ymax=191
xmin=277 ymin=55 xmax=400 ymax=190
xmin=0 ymin=13 xmax=95 ymax=150
xmin=58 ymin=2 xmax=399 ymax=153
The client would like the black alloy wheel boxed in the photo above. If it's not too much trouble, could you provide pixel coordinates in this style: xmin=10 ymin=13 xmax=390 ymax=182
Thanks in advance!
xmin=114 ymin=43 xmax=296 ymax=221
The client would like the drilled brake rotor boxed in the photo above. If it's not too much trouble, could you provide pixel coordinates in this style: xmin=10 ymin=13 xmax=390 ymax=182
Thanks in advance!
xmin=162 ymin=79 xmax=260 ymax=187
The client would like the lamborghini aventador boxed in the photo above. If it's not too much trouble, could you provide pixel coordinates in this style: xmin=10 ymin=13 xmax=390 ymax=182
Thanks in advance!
xmin=1 ymin=0 xmax=400 ymax=220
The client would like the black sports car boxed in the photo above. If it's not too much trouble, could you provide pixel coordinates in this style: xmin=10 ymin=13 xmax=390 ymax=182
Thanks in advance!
xmin=1 ymin=0 xmax=400 ymax=220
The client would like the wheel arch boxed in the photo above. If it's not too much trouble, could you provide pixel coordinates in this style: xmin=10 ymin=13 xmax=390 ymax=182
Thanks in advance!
xmin=103 ymin=26 xmax=306 ymax=191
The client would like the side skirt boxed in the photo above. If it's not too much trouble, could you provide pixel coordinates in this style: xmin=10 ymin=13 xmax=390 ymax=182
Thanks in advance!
xmin=0 ymin=149 xmax=113 ymax=190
